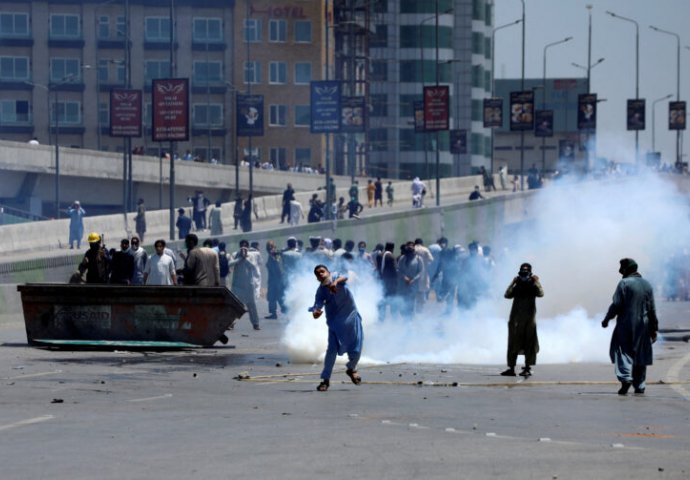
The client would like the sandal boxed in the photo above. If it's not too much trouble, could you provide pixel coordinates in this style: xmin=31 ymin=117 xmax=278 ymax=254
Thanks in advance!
xmin=316 ymin=380 xmax=329 ymax=392
xmin=346 ymin=368 xmax=362 ymax=385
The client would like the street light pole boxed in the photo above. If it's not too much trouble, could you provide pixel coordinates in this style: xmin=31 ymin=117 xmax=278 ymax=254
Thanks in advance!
xmin=491 ymin=19 xmax=521 ymax=176
xmin=650 ymin=25 xmax=681 ymax=169
xmin=519 ymin=0 xmax=525 ymax=191
xmin=541 ymin=36 xmax=572 ymax=172
xmin=652 ymin=93 xmax=673 ymax=153
xmin=606 ymin=11 xmax=639 ymax=164
xmin=435 ymin=0 xmax=440 ymax=206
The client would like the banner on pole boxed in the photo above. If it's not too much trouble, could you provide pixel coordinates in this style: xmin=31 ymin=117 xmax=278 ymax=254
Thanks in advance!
xmin=152 ymin=78 xmax=189 ymax=142
xmin=110 ymin=89 xmax=142 ymax=138
xmin=509 ymin=91 xmax=534 ymax=131
xmin=577 ymin=93 xmax=597 ymax=131
xmin=534 ymin=110 xmax=553 ymax=138
xmin=423 ymin=85 xmax=450 ymax=131
xmin=483 ymin=98 xmax=503 ymax=128
xmin=626 ymin=99 xmax=646 ymax=131
xmin=669 ymin=101 xmax=686 ymax=131
xmin=310 ymin=80 xmax=342 ymax=133
xmin=236 ymin=94 xmax=265 ymax=137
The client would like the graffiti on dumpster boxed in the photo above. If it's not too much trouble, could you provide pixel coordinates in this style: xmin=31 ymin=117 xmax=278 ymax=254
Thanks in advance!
xmin=133 ymin=306 xmax=187 ymax=331
xmin=54 ymin=305 xmax=112 ymax=329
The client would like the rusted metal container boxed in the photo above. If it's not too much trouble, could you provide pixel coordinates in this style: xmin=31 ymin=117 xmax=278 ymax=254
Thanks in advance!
xmin=17 ymin=284 xmax=246 ymax=348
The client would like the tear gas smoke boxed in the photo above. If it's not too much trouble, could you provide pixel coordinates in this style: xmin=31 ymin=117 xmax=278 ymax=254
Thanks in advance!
xmin=281 ymin=173 xmax=684 ymax=366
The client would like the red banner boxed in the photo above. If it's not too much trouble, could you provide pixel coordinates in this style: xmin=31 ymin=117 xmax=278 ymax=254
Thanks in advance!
xmin=423 ymin=86 xmax=449 ymax=131
xmin=110 ymin=89 xmax=142 ymax=138
xmin=152 ymin=78 xmax=189 ymax=142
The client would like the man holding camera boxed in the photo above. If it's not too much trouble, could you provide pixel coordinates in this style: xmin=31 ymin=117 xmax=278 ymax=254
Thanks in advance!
xmin=229 ymin=240 xmax=261 ymax=330
xmin=501 ymin=263 xmax=544 ymax=378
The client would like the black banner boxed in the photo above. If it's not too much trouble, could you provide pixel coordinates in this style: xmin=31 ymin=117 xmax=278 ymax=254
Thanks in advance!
xmin=236 ymin=94 xmax=264 ymax=137
xmin=534 ymin=110 xmax=553 ymax=138
xmin=450 ymin=129 xmax=467 ymax=154
xmin=340 ymin=96 xmax=366 ymax=133
xmin=626 ymin=99 xmax=645 ymax=131
xmin=483 ymin=98 xmax=503 ymax=128
xmin=669 ymin=101 xmax=686 ymax=131
xmin=509 ymin=91 xmax=534 ymax=131
xmin=577 ymin=93 xmax=597 ymax=130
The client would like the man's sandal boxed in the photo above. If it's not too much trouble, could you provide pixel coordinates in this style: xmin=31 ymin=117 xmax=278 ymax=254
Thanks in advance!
xmin=346 ymin=368 xmax=362 ymax=385
xmin=316 ymin=380 xmax=329 ymax=392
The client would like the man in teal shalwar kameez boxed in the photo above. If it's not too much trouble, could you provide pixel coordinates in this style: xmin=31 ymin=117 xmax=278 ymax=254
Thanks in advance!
xmin=602 ymin=258 xmax=659 ymax=395
xmin=311 ymin=265 xmax=364 ymax=392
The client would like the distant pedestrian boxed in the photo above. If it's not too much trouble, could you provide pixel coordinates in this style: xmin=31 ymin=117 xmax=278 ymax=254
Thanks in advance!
xmin=347 ymin=198 xmax=363 ymax=219
xmin=209 ymin=201 xmax=223 ymax=235
xmin=129 ymin=236 xmax=148 ymax=285
xmin=67 ymin=200 xmax=86 ymax=249
xmin=192 ymin=191 xmax=207 ymax=231
xmin=601 ymin=258 xmax=659 ymax=395
xmin=240 ymin=197 xmax=253 ymax=232
xmin=501 ymin=263 xmax=544 ymax=378
xmin=281 ymin=183 xmax=294 ymax=224
xmin=265 ymin=240 xmax=287 ymax=319
xmin=109 ymin=238 xmax=134 ymax=285
xmin=374 ymin=177 xmax=383 ymax=207
xmin=386 ymin=181 xmax=394 ymax=206
xmin=348 ymin=181 xmax=359 ymax=202
xmin=499 ymin=165 xmax=508 ymax=190
xmin=229 ymin=242 xmax=261 ymax=330
xmin=78 ymin=232 xmax=110 ymax=284
xmin=233 ymin=195 xmax=242 ymax=230
xmin=134 ymin=198 xmax=146 ymax=243
xmin=366 ymin=179 xmax=375 ymax=208
xmin=289 ymin=196 xmax=304 ymax=225
xmin=469 ymin=186 xmax=485 ymax=201
xmin=176 ymin=208 xmax=192 ymax=239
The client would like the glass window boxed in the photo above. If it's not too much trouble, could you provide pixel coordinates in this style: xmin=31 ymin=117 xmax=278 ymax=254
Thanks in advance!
xmin=193 ymin=61 xmax=223 ymax=85
xmin=295 ymin=147 xmax=311 ymax=164
xmin=401 ymin=0 xmax=452 ymax=13
xmin=294 ymin=105 xmax=310 ymax=126
xmin=99 ymin=101 xmax=109 ymax=127
xmin=244 ymin=18 xmax=261 ymax=43
xmin=244 ymin=61 xmax=261 ymax=84
xmin=484 ymin=136 xmax=491 ymax=156
xmin=269 ymin=62 xmax=287 ymax=84
xmin=193 ymin=18 xmax=222 ymax=42
xmin=0 ymin=56 xmax=29 ymax=81
xmin=270 ymin=147 xmax=287 ymax=168
xmin=473 ymin=0 xmax=485 ymax=21
xmin=485 ymin=38 xmax=491 ymax=59
xmin=144 ymin=60 xmax=171 ymax=82
xmin=370 ymin=94 xmax=388 ymax=117
xmin=294 ymin=63 xmax=311 ymax=84
xmin=370 ymin=25 xmax=387 ymax=48
xmin=269 ymin=19 xmax=286 ymax=42
xmin=116 ymin=16 xmax=125 ymax=38
xmin=145 ymin=17 xmax=171 ymax=42
xmin=485 ymin=3 xmax=493 ymax=26
xmin=370 ymin=60 xmax=388 ymax=81
xmin=53 ymin=101 xmax=81 ymax=125
xmin=471 ymin=99 xmax=481 ymax=121
xmin=471 ymin=132 xmax=483 ymax=155
xmin=484 ymin=71 xmax=491 ymax=92
xmin=51 ymin=58 xmax=81 ymax=82
xmin=472 ymin=32 xmax=484 ymax=55
xmin=269 ymin=104 xmax=287 ymax=126
xmin=0 ymin=13 xmax=30 ymax=37
xmin=0 ymin=99 xmax=30 ymax=123
xmin=192 ymin=103 xmax=223 ymax=127
xmin=144 ymin=102 xmax=152 ymax=125
xmin=294 ymin=20 xmax=312 ymax=43
xmin=98 ymin=59 xmax=109 ymax=83
xmin=369 ymin=128 xmax=388 ymax=152
xmin=97 ymin=16 xmax=109 ymax=39
xmin=402 ymin=25 xmax=452 ymax=49
xmin=472 ymin=65 xmax=484 ymax=89
xmin=50 ymin=14 xmax=80 ymax=38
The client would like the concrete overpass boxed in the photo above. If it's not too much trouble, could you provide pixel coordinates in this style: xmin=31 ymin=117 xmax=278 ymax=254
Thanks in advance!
xmin=0 ymin=139 xmax=358 ymax=217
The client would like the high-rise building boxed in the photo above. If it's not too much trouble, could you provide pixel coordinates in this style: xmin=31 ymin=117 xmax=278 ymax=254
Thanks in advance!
xmin=367 ymin=0 xmax=493 ymax=179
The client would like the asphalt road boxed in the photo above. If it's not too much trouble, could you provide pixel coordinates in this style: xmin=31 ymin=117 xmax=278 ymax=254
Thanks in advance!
xmin=1 ymin=299 xmax=690 ymax=480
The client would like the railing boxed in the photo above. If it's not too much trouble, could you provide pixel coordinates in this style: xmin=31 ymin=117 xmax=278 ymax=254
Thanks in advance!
xmin=0 ymin=204 xmax=50 ymax=225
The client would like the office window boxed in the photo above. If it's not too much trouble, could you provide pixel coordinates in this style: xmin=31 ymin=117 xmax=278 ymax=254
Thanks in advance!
xmin=193 ymin=103 xmax=223 ymax=127
xmin=269 ymin=105 xmax=287 ymax=126
xmin=99 ymin=102 xmax=109 ymax=127
xmin=144 ymin=60 xmax=171 ymax=82
xmin=269 ymin=19 xmax=286 ymax=42
xmin=145 ymin=17 xmax=171 ymax=42
xmin=99 ymin=59 xmax=125 ymax=83
xmin=471 ymin=99 xmax=481 ymax=121
xmin=52 ymin=101 xmax=81 ymax=125
xmin=471 ymin=133 xmax=483 ymax=155
xmin=269 ymin=62 xmax=287 ymax=84
xmin=244 ymin=18 xmax=261 ymax=43
xmin=97 ymin=16 xmax=109 ymax=39
xmin=295 ymin=147 xmax=311 ymax=164
xmin=472 ymin=32 xmax=484 ymax=55
xmin=401 ymin=0 xmax=452 ymax=13
xmin=294 ymin=105 xmax=310 ymax=126
xmin=370 ymin=25 xmax=387 ymax=48
xmin=0 ymin=56 xmax=29 ymax=81
xmin=294 ymin=63 xmax=311 ymax=84
xmin=193 ymin=61 xmax=222 ymax=85
xmin=485 ymin=38 xmax=491 ymax=59
xmin=244 ymin=61 xmax=261 ymax=84
xmin=369 ymin=94 xmax=388 ymax=117
xmin=193 ymin=18 xmax=222 ymax=42
xmin=50 ymin=58 xmax=81 ymax=82
xmin=0 ymin=13 xmax=29 ymax=37
xmin=473 ymin=0 xmax=485 ymax=21
xmin=294 ymin=20 xmax=312 ymax=43
xmin=472 ymin=65 xmax=484 ymax=89
xmin=144 ymin=102 xmax=152 ymax=125
xmin=270 ymin=147 xmax=287 ymax=168
xmin=116 ymin=16 xmax=125 ymax=38
xmin=370 ymin=60 xmax=388 ymax=82
xmin=50 ymin=14 xmax=80 ymax=38
xmin=1 ymin=99 xmax=30 ymax=124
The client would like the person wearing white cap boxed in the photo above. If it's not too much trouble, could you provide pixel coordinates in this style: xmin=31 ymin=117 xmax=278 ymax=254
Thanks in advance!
xmin=67 ymin=201 xmax=86 ymax=249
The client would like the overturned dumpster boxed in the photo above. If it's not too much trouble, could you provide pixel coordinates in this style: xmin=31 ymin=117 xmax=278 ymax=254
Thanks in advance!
xmin=17 ymin=284 xmax=247 ymax=348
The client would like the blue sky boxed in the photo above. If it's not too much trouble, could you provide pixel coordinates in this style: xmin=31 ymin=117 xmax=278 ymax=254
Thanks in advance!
xmin=495 ymin=0 xmax=690 ymax=165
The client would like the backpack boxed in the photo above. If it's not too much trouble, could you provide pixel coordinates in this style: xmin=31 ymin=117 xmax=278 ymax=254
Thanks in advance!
xmin=219 ymin=251 xmax=230 ymax=278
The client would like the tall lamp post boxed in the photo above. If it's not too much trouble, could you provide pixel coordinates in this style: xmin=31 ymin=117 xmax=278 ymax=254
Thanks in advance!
xmin=541 ymin=36 xmax=572 ymax=171
xmin=490 ymin=19 xmax=521 ymax=175
xmin=519 ymin=0 xmax=526 ymax=190
xmin=606 ymin=11 xmax=639 ymax=164
xmin=650 ymin=25 xmax=681 ymax=168
xmin=652 ymin=93 xmax=673 ymax=153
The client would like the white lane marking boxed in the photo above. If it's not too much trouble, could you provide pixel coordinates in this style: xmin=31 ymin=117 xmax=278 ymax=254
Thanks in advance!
xmin=128 ymin=393 xmax=173 ymax=403
xmin=666 ymin=350 xmax=690 ymax=402
xmin=0 ymin=415 xmax=54 ymax=432
xmin=4 ymin=370 xmax=62 ymax=380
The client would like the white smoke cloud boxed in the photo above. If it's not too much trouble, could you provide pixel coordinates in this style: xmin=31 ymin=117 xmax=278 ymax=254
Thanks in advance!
xmin=281 ymin=172 xmax=684 ymax=366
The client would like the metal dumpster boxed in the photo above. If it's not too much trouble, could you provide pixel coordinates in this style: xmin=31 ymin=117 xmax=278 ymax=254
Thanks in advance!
xmin=17 ymin=284 xmax=247 ymax=348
